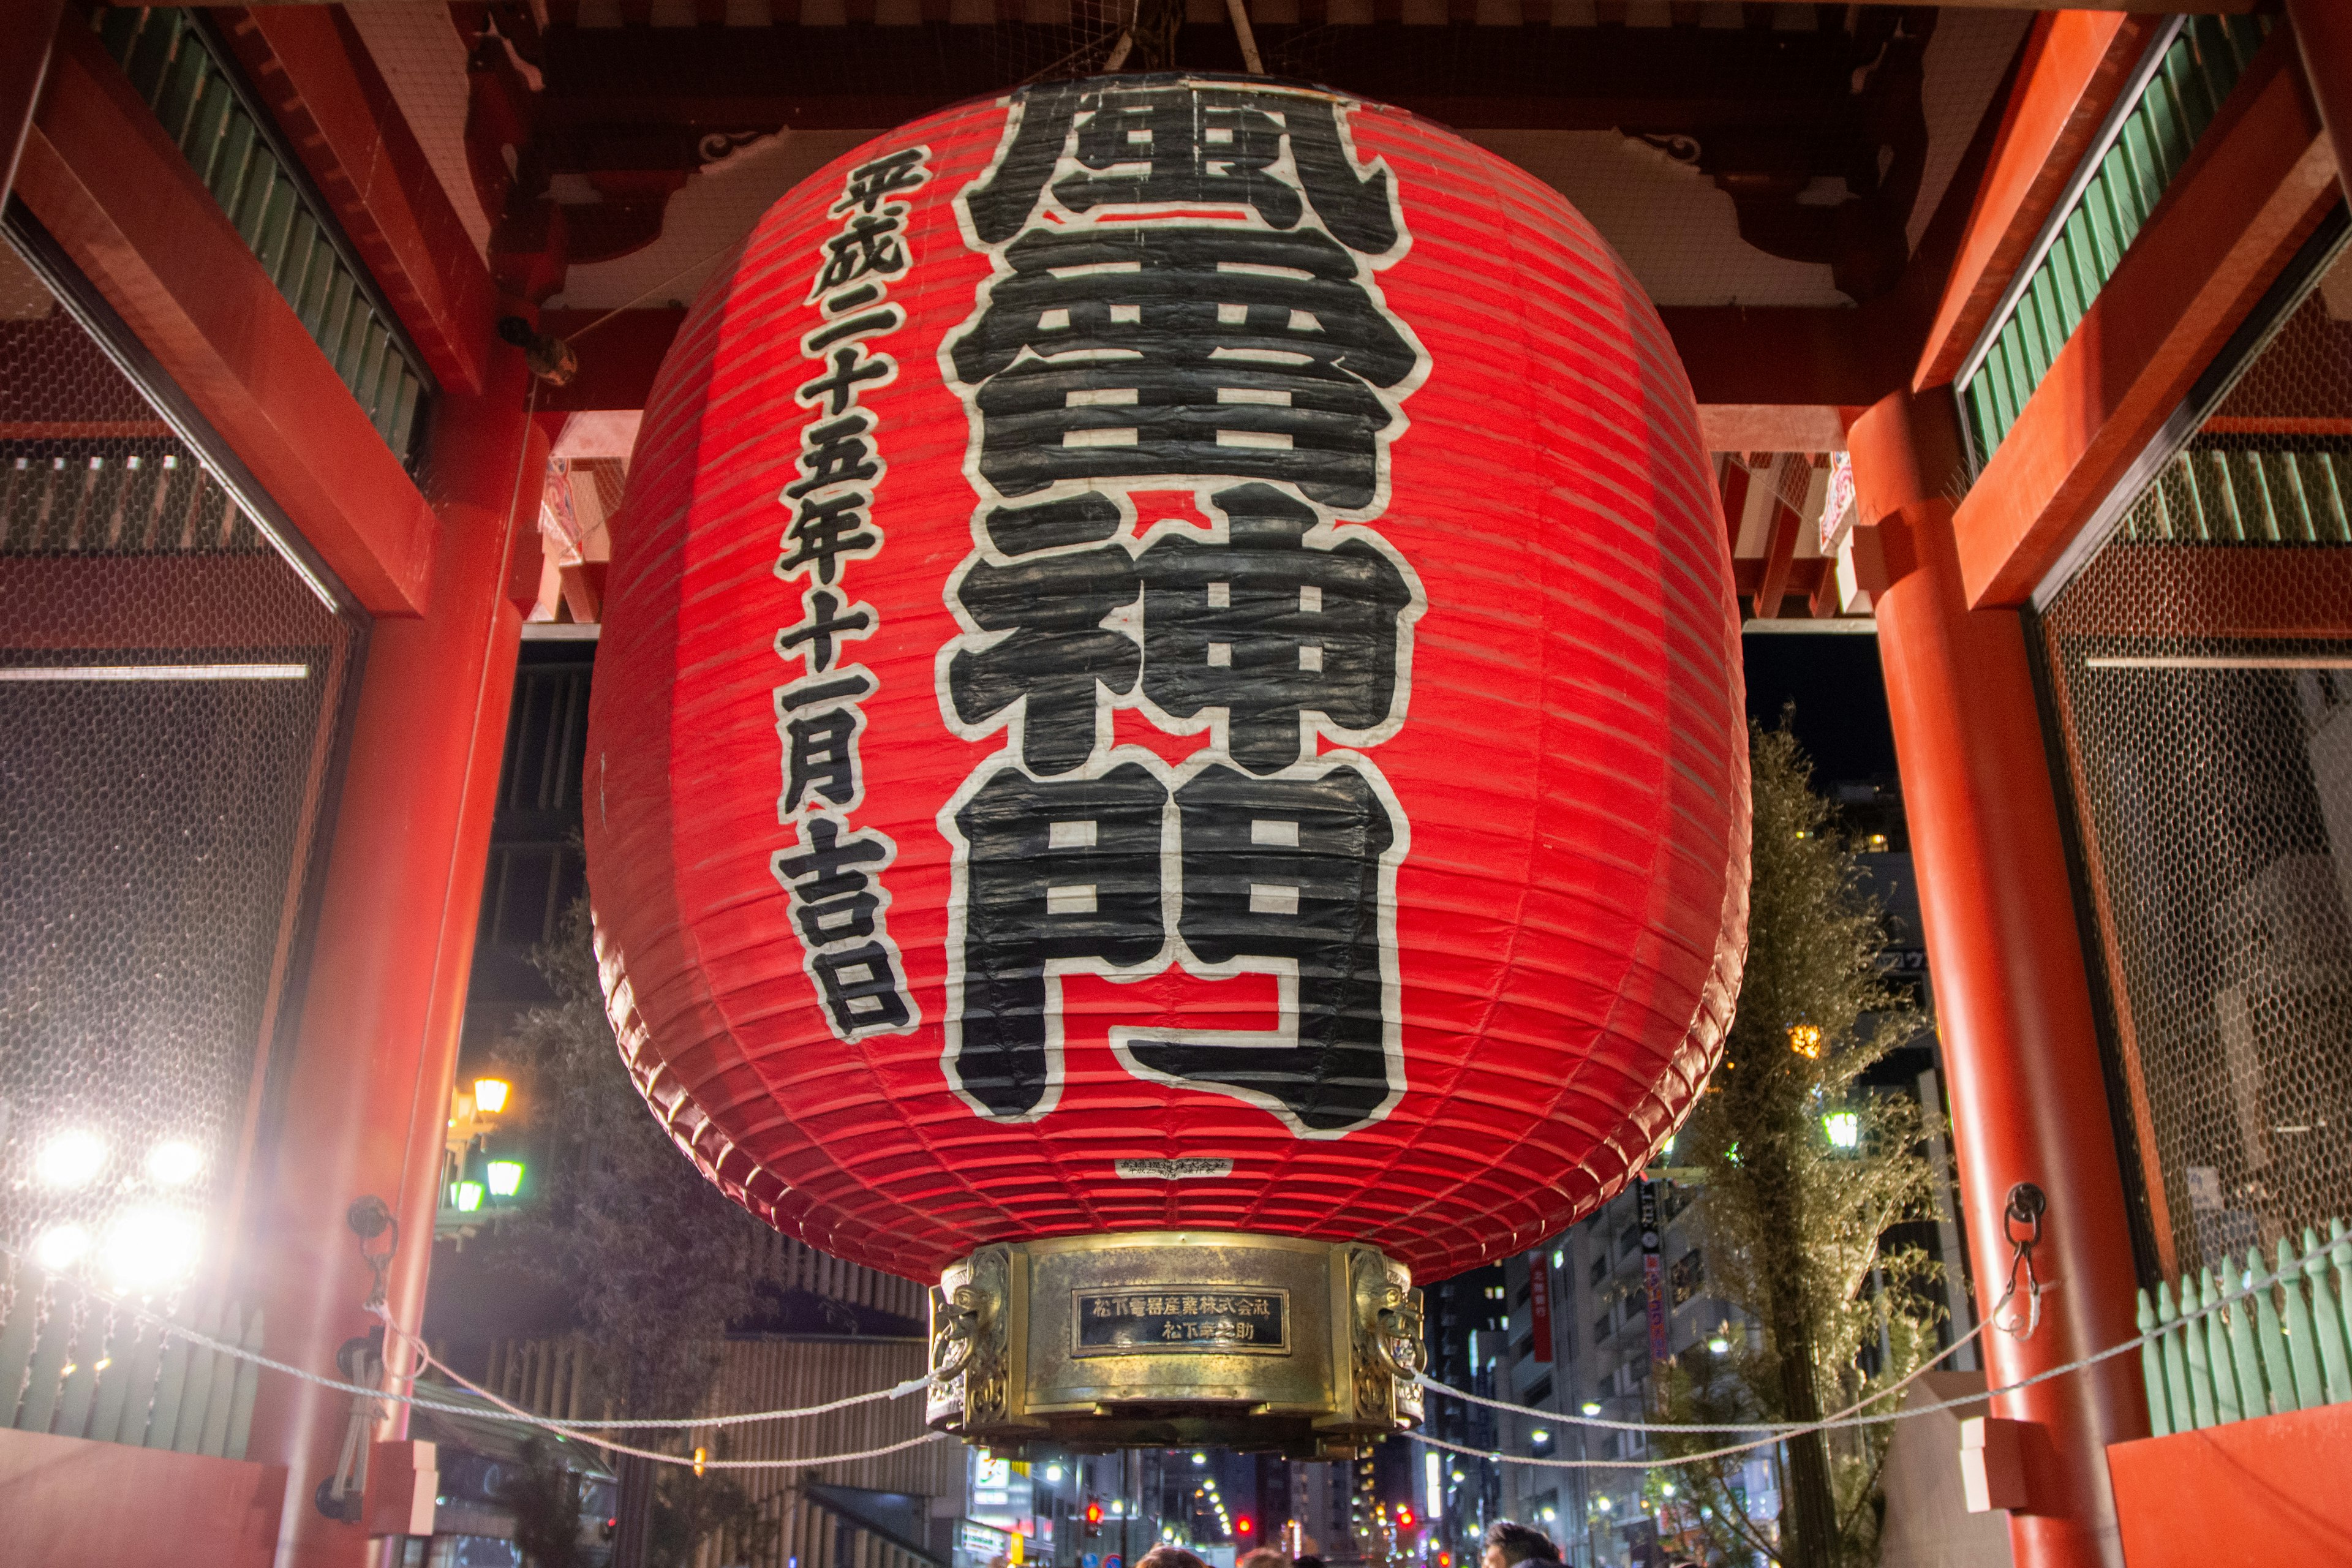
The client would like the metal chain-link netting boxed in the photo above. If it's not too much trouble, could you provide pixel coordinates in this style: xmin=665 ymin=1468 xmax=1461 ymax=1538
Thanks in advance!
xmin=0 ymin=222 xmax=361 ymax=1313
xmin=2038 ymin=236 xmax=2352 ymax=1285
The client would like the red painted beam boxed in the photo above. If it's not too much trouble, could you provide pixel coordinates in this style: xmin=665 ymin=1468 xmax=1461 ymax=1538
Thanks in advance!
xmin=0 ymin=1427 xmax=286 ymax=1568
xmin=214 ymin=6 xmax=497 ymax=396
xmin=17 ymin=24 xmax=438 ymax=616
xmin=1717 ymin=458 xmax=1751 ymax=552
xmin=0 ymin=0 xmax=61 ymax=205
xmin=1751 ymin=481 xmax=1804 ymax=621
xmin=2108 ymin=1405 xmax=2352 ymax=1566
xmin=1855 ymin=386 xmax=2149 ymax=1568
xmin=241 ymin=348 xmax=532 ymax=1568
xmin=2288 ymin=0 xmax=2352 ymax=211
xmin=1951 ymin=31 xmax=2340 ymax=609
xmin=1912 ymin=12 xmax=2165 ymax=390
xmin=1730 ymin=554 xmax=1827 ymax=603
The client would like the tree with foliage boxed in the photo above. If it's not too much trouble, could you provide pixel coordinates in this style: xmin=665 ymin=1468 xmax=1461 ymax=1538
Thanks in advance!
xmin=489 ymin=897 xmax=771 ymax=1420
xmin=1653 ymin=722 xmax=1948 ymax=1568
xmin=470 ymin=897 xmax=785 ymax=1566
xmin=501 ymin=1438 xmax=587 ymax=1568
xmin=650 ymin=1461 xmax=782 ymax=1567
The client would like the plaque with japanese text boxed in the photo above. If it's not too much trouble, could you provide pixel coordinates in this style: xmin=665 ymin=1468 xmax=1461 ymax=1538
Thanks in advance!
xmin=1071 ymin=1286 xmax=1290 ymax=1357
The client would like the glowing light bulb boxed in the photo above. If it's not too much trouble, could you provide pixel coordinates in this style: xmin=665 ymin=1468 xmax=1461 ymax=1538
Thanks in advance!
xmin=146 ymin=1140 xmax=203 ymax=1186
xmin=35 ymin=1129 xmax=106 ymax=1188
xmin=34 ymin=1224 xmax=90 ymax=1270
xmin=102 ymin=1207 xmax=200 ymax=1291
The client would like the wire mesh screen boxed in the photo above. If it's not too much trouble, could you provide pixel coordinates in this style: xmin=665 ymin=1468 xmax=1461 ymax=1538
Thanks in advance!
xmin=2038 ymin=242 xmax=2352 ymax=1284
xmin=0 ymin=222 xmax=361 ymax=1310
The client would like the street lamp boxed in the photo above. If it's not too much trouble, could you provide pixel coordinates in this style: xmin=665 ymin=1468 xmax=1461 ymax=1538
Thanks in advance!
xmin=473 ymin=1077 xmax=511 ymax=1114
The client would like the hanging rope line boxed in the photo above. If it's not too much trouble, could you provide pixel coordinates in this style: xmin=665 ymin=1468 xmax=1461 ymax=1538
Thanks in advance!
xmin=10 ymin=1226 xmax=2337 ymax=1471
xmin=1413 ymin=1227 xmax=2339 ymax=1469
xmin=1421 ymin=1200 xmax=2049 ymax=1438
xmin=0 ymin=1244 xmax=942 ymax=1469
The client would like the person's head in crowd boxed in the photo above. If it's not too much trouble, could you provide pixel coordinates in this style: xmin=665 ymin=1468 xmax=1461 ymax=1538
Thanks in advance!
xmin=1137 ymin=1547 xmax=1212 ymax=1568
xmin=1293 ymin=1555 xmax=1325 ymax=1568
xmin=1480 ymin=1520 xmax=1561 ymax=1568
xmin=1237 ymin=1549 xmax=1289 ymax=1568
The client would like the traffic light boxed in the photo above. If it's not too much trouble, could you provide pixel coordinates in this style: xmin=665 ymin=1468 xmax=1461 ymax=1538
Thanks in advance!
xmin=1085 ymin=1500 xmax=1102 ymax=1534
xmin=1396 ymin=1507 xmax=1414 ymax=1528
xmin=1237 ymin=1519 xmax=1253 ymax=1536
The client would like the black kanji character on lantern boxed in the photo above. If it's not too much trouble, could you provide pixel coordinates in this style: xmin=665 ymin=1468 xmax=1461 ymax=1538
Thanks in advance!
xmin=775 ymin=589 xmax=873 ymax=674
xmin=786 ymin=412 xmax=881 ymax=499
xmin=780 ymin=489 xmax=880 ymax=584
xmin=963 ymin=80 xmax=1398 ymax=255
xmin=772 ymin=815 xmax=913 ymax=1035
xmin=947 ymin=761 xmax=1168 ymax=1119
xmin=946 ymin=495 xmax=1142 ymax=777
xmin=814 ymin=211 xmax=911 ymax=295
xmin=1121 ymin=758 xmax=1401 ymax=1132
xmin=946 ymin=224 xmax=1421 ymax=511
xmin=832 ymin=147 xmax=929 ymax=216
xmin=777 ymin=671 xmax=873 ymax=815
xmin=798 ymin=342 xmax=896 ymax=416
xmin=1138 ymin=483 xmax=1414 ymax=775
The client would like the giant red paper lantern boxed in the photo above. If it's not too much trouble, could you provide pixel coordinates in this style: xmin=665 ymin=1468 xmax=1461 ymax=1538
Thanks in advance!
xmin=587 ymin=74 xmax=1748 ymax=1287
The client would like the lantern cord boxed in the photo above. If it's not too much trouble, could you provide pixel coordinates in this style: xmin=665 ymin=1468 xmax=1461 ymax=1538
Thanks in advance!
xmin=1226 ymin=0 xmax=1264 ymax=74
xmin=559 ymin=241 xmax=747 ymax=350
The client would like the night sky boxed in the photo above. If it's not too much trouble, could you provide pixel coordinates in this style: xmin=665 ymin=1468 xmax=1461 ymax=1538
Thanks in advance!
xmin=1740 ymin=631 xmax=1899 ymax=786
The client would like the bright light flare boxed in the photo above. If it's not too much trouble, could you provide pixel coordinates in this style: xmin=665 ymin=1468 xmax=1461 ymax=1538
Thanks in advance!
xmin=473 ymin=1077 xmax=510 ymax=1114
xmin=102 ymin=1207 xmax=201 ymax=1291
xmin=1823 ymin=1111 xmax=1861 ymax=1150
xmin=35 ymin=1129 xmax=107 ymax=1188
xmin=146 ymin=1140 xmax=203 ymax=1186
xmin=34 ymin=1224 xmax=90 ymax=1270
xmin=486 ymin=1160 xmax=524 ymax=1197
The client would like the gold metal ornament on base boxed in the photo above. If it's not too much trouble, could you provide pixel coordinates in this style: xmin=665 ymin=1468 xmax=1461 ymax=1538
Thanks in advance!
xmin=925 ymin=1231 xmax=1425 ymax=1458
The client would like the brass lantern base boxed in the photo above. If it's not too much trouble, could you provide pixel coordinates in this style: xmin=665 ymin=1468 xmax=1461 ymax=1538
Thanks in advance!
xmin=925 ymin=1231 xmax=1423 ymax=1460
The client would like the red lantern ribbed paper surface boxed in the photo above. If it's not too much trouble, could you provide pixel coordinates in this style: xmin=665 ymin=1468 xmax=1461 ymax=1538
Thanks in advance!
xmin=586 ymin=75 xmax=1748 ymax=1284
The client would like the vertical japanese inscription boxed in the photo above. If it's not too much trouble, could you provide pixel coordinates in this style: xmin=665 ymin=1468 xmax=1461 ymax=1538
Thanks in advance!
xmin=771 ymin=148 xmax=931 ymax=1042
xmin=935 ymin=80 xmax=1430 ymax=1138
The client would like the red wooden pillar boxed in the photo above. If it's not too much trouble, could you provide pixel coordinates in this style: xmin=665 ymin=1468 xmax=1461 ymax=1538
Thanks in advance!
xmin=241 ymin=360 xmax=533 ymax=1568
xmin=1849 ymin=388 xmax=2148 ymax=1568
xmin=2286 ymin=0 xmax=2352 ymax=209
xmin=0 ymin=0 xmax=62 ymax=203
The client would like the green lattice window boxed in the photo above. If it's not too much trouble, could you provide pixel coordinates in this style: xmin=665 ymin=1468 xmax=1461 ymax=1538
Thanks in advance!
xmin=1959 ymin=16 xmax=2273 ymax=467
xmin=93 ymin=8 xmax=432 ymax=472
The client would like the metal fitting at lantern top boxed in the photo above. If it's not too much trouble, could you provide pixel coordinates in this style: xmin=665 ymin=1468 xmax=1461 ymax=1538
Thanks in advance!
xmin=924 ymin=1231 xmax=1422 ymax=1458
